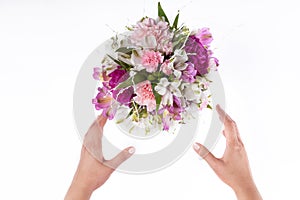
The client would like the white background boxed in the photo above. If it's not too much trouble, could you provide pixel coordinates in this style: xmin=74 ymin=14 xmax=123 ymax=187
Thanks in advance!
xmin=0 ymin=0 xmax=299 ymax=199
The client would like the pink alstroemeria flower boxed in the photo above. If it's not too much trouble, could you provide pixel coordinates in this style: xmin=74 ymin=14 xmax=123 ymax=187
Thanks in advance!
xmin=93 ymin=67 xmax=102 ymax=80
xmin=160 ymin=60 xmax=173 ymax=75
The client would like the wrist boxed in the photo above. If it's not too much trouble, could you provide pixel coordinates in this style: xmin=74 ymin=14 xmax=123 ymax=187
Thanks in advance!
xmin=65 ymin=181 xmax=93 ymax=200
xmin=233 ymin=181 xmax=262 ymax=200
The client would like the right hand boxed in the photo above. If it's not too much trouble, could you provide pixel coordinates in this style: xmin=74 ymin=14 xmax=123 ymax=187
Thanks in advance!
xmin=193 ymin=105 xmax=262 ymax=200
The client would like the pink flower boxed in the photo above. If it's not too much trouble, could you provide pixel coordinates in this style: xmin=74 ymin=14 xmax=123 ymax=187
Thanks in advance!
xmin=199 ymin=100 xmax=209 ymax=111
xmin=160 ymin=60 xmax=173 ymax=75
xmin=93 ymin=67 xmax=102 ymax=80
xmin=141 ymin=50 xmax=163 ymax=73
xmin=131 ymin=18 xmax=173 ymax=53
xmin=195 ymin=28 xmax=213 ymax=47
xmin=134 ymin=80 xmax=156 ymax=112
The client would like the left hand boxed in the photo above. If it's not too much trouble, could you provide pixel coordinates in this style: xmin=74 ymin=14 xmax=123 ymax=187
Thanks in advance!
xmin=65 ymin=115 xmax=135 ymax=200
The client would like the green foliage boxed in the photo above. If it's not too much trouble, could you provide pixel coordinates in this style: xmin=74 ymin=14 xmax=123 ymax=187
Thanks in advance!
xmin=158 ymin=2 xmax=170 ymax=24
xmin=107 ymin=54 xmax=132 ymax=71
xmin=172 ymin=12 xmax=180 ymax=30
xmin=116 ymin=71 xmax=147 ymax=89
xmin=115 ymin=47 xmax=134 ymax=55
xmin=158 ymin=2 xmax=180 ymax=30
xmin=172 ymin=26 xmax=190 ymax=50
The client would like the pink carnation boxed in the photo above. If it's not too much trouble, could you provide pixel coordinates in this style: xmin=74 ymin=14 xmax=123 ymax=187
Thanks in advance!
xmin=131 ymin=18 xmax=173 ymax=53
xmin=134 ymin=80 xmax=156 ymax=112
xmin=141 ymin=50 xmax=163 ymax=73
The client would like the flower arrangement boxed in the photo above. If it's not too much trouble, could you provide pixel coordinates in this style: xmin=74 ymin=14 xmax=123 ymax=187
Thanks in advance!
xmin=92 ymin=2 xmax=219 ymax=132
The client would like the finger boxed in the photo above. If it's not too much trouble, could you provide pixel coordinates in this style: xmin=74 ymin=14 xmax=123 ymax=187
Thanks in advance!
xmin=216 ymin=105 xmax=238 ymax=145
xmin=216 ymin=104 xmax=226 ymax=122
xmin=97 ymin=114 xmax=108 ymax=128
xmin=193 ymin=143 xmax=219 ymax=169
xmin=105 ymin=146 xmax=135 ymax=169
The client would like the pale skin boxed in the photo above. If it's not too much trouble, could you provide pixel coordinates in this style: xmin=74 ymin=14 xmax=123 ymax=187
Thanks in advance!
xmin=65 ymin=115 xmax=135 ymax=200
xmin=193 ymin=105 xmax=262 ymax=200
xmin=65 ymin=105 xmax=262 ymax=200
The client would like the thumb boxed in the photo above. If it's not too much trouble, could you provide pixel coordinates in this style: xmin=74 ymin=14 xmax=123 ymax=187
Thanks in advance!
xmin=105 ymin=146 xmax=135 ymax=169
xmin=193 ymin=143 xmax=219 ymax=169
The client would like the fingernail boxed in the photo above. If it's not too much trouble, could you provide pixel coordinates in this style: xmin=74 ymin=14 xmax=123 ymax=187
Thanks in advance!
xmin=128 ymin=147 xmax=135 ymax=154
xmin=193 ymin=143 xmax=200 ymax=150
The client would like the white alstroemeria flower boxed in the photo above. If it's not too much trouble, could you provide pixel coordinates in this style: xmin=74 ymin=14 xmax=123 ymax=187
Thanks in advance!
xmin=173 ymin=49 xmax=188 ymax=63
xmin=167 ymin=49 xmax=188 ymax=78
xmin=181 ymin=82 xmax=202 ymax=102
xmin=155 ymin=78 xmax=182 ymax=106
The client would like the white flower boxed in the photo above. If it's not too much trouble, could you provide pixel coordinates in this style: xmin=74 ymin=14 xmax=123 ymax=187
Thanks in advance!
xmin=165 ymin=49 xmax=189 ymax=78
xmin=181 ymin=82 xmax=202 ymax=102
xmin=173 ymin=49 xmax=188 ymax=64
xmin=130 ymin=50 xmax=143 ymax=71
xmin=155 ymin=78 xmax=182 ymax=105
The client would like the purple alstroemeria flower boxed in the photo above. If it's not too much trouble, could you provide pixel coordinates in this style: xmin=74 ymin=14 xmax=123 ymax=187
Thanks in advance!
xmin=181 ymin=62 xmax=197 ymax=83
xmin=167 ymin=95 xmax=184 ymax=120
xmin=92 ymin=87 xmax=111 ymax=110
xmin=162 ymin=116 xmax=171 ymax=131
xmin=195 ymin=28 xmax=213 ymax=47
xmin=159 ymin=96 xmax=185 ymax=131
xmin=184 ymin=35 xmax=209 ymax=75
xmin=92 ymin=86 xmax=117 ymax=120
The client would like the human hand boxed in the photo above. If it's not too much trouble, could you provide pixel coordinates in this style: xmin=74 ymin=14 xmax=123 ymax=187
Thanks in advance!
xmin=193 ymin=105 xmax=262 ymax=200
xmin=65 ymin=115 xmax=135 ymax=200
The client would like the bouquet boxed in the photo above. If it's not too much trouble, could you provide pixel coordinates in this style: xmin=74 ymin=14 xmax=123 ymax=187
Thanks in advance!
xmin=92 ymin=2 xmax=219 ymax=133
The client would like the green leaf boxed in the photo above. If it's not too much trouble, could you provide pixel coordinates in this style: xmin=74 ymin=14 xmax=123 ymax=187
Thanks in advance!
xmin=158 ymin=2 xmax=169 ymax=24
xmin=152 ymin=85 xmax=162 ymax=111
xmin=116 ymin=73 xmax=147 ymax=89
xmin=115 ymin=47 xmax=134 ymax=55
xmin=172 ymin=26 xmax=190 ymax=50
xmin=207 ymin=104 xmax=212 ymax=109
xmin=172 ymin=12 xmax=180 ymax=30
xmin=107 ymin=54 xmax=132 ymax=70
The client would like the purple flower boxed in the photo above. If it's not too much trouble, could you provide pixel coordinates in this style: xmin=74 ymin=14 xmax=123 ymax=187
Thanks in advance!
xmin=184 ymin=35 xmax=209 ymax=75
xmin=181 ymin=62 xmax=197 ymax=83
xmin=159 ymin=96 xmax=184 ymax=129
xmin=108 ymin=67 xmax=128 ymax=89
xmin=92 ymin=87 xmax=117 ymax=120
xmin=92 ymin=87 xmax=111 ymax=109
xmin=195 ymin=28 xmax=213 ymax=47
xmin=112 ymin=86 xmax=134 ymax=105
xmin=167 ymin=96 xmax=184 ymax=120
xmin=162 ymin=116 xmax=171 ymax=131
xmin=107 ymin=68 xmax=134 ymax=105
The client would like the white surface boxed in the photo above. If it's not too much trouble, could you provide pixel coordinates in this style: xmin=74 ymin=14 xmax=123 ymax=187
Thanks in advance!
xmin=0 ymin=0 xmax=299 ymax=199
